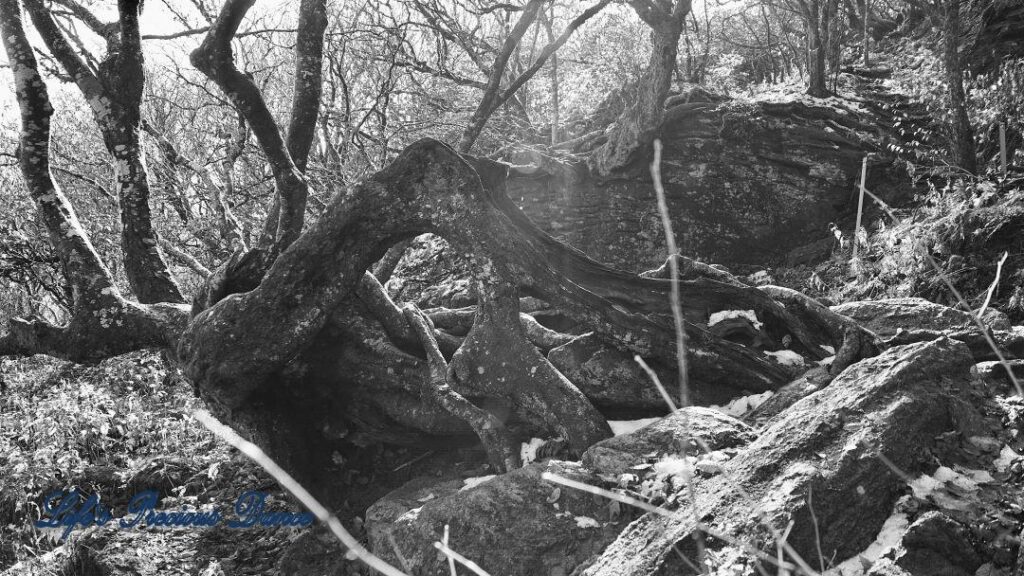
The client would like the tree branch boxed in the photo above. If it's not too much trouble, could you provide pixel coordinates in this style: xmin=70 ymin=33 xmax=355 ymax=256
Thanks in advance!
xmin=286 ymin=0 xmax=327 ymax=172
xmin=457 ymin=0 xmax=547 ymax=152
xmin=492 ymin=0 xmax=611 ymax=116
xmin=192 ymin=0 xmax=308 ymax=251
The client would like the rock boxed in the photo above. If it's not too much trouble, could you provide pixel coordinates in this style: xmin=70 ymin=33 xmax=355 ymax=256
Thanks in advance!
xmin=583 ymin=338 xmax=979 ymax=576
xmin=547 ymin=334 xmax=668 ymax=410
xmin=883 ymin=325 xmax=1024 ymax=363
xmin=365 ymin=460 xmax=629 ymax=576
xmin=975 ymin=360 xmax=1024 ymax=390
xmin=833 ymin=298 xmax=1024 ymax=362
xmin=831 ymin=297 xmax=977 ymax=338
xmin=1016 ymin=529 xmax=1024 ymax=576
xmin=582 ymin=407 xmax=755 ymax=476
xmin=978 ymin=308 xmax=1013 ymax=332
xmin=785 ymin=237 xmax=834 ymax=267
xmin=276 ymin=529 xmax=354 ymax=576
xmin=547 ymin=334 xmax=745 ymax=410
xmin=880 ymin=512 xmax=982 ymax=576
xmin=744 ymin=365 xmax=833 ymax=425
xmin=509 ymin=97 xmax=910 ymax=270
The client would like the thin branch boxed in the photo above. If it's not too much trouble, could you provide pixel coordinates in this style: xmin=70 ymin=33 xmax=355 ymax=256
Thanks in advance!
xmin=160 ymin=239 xmax=212 ymax=277
xmin=457 ymin=0 xmax=546 ymax=152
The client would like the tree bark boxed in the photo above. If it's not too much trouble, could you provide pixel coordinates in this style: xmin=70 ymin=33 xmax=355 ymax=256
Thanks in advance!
xmin=943 ymin=0 xmax=977 ymax=174
xmin=25 ymin=0 xmax=185 ymax=304
xmin=804 ymin=1 xmax=829 ymax=97
xmin=588 ymin=1 xmax=691 ymax=175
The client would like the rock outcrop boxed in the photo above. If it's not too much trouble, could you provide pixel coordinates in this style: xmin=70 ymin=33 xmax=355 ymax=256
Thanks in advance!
xmin=831 ymin=297 xmax=980 ymax=337
xmin=365 ymin=338 xmax=1001 ymax=576
xmin=582 ymin=408 xmax=754 ymax=476
xmin=508 ymin=91 xmax=911 ymax=271
xmin=833 ymin=297 xmax=1024 ymax=361
xmin=584 ymin=338 xmax=977 ymax=575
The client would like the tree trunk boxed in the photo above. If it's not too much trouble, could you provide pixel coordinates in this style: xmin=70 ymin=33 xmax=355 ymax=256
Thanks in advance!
xmin=805 ymin=12 xmax=828 ymax=97
xmin=113 ymin=138 xmax=187 ymax=304
xmin=588 ymin=1 xmax=691 ymax=176
xmin=863 ymin=0 xmax=870 ymax=66
xmin=943 ymin=0 xmax=977 ymax=174
xmin=24 ymin=0 xmax=185 ymax=305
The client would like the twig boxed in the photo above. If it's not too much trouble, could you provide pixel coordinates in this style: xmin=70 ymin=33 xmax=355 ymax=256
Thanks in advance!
xmin=650 ymin=139 xmax=690 ymax=407
xmin=433 ymin=541 xmax=492 ymax=576
xmin=924 ymin=253 xmax=1023 ymax=397
xmin=194 ymin=410 xmax=411 ymax=576
xmin=650 ymin=138 xmax=706 ymax=571
xmin=851 ymin=156 xmax=868 ymax=272
xmin=634 ymin=355 xmax=678 ymax=411
xmin=807 ymin=486 xmax=825 ymax=573
xmin=443 ymin=524 xmax=457 ymax=576
xmin=978 ymin=251 xmax=1008 ymax=317
xmin=392 ymin=450 xmax=434 ymax=473
xmin=386 ymin=533 xmax=413 ymax=574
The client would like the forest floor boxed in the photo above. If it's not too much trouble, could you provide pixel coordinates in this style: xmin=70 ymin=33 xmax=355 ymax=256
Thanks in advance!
xmin=0 ymin=352 xmax=489 ymax=575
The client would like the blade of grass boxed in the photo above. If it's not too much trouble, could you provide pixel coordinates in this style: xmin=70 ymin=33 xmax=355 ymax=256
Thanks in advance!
xmin=444 ymin=524 xmax=457 ymax=576
xmin=978 ymin=251 xmax=1008 ymax=317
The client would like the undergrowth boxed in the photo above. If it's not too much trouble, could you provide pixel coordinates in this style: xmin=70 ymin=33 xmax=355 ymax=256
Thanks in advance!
xmin=790 ymin=175 xmax=1024 ymax=322
xmin=0 ymin=352 xmax=221 ymax=570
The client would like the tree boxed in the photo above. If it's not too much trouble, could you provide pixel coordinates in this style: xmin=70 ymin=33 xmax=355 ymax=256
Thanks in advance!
xmin=24 ymin=0 xmax=185 ymax=304
xmin=0 ymin=0 xmax=873 ymax=498
xmin=757 ymin=0 xmax=840 ymax=97
xmin=940 ymin=0 xmax=977 ymax=174
xmin=589 ymin=0 xmax=692 ymax=175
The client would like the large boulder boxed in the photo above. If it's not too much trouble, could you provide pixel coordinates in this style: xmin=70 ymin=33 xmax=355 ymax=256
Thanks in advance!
xmin=509 ymin=97 xmax=909 ymax=270
xmin=584 ymin=338 xmax=980 ymax=576
xmin=365 ymin=460 xmax=629 ymax=576
xmin=582 ymin=407 xmax=755 ymax=476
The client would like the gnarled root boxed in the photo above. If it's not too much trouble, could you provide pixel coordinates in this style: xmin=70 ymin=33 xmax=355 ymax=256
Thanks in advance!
xmin=449 ymin=279 xmax=612 ymax=457
xmin=401 ymin=303 xmax=520 ymax=472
